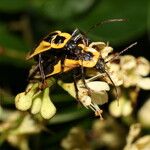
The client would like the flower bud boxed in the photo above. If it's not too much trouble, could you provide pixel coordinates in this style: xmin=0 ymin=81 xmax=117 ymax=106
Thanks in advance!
xmin=31 ymin=96 xmax=42 ymax=114
xmin=40 ymin=88 xmax=56 ymax=119
xmin=15 ymin=92 xmax=33 ymax=111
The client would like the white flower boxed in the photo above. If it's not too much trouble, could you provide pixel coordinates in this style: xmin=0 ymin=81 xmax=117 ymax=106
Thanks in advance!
xmin=0 ymin=112 xmax=42 ymax=150
xmin=109 ymin=96 xmax=133 ymax=117
xmin=79 ymin=80 xmax=110 ymax=105
xmin=138 ymin=98 xmax=150 ymax=128
xmin=101 ymin=44 xmax=113 ymax=59
xmin=114 ymin=55 xmax=150 ymax=89
xmin=120 ymin=55 xmax=136 ymax=70
xmin=58 ymin=77 xmax=110 ymax=119
xmin=107 ymin=63 xmax=123 ymax=86
xmin=137 ymin=77 xmax=150 ymax=90
xmin=136 ymin=57 xmax=150 ymax=76
xmin=124 ymin=124 xmax=150 ymax=150
xmin=104 ymin=55 xmax=150 ymax=89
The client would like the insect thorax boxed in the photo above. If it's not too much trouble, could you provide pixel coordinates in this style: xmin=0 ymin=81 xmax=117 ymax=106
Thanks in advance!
xmin=95 ymin=58 xmax=106 ymax=73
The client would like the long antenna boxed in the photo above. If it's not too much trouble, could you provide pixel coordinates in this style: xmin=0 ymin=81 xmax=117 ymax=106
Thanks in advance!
xmin=105 ymin=42 xmax=137 ymax=63
xmin=104 ymin=70 xmax=119 ymax=102
xmin=87 ymin=18 xmax=126 ymax=33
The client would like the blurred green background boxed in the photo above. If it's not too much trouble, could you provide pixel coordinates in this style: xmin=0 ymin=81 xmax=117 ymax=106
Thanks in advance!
xmin=0 ymin=0 xmax=150 ymax=150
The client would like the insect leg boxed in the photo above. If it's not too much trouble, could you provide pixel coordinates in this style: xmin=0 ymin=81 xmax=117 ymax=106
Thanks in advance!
xmin=28 ymin=64 xmax=39 ymax=80
xmin=38 ymin=54 xmax=48 ymax=89
xmin=38 ymin=54 xmax=45 ymax=81
xmin=73 ymin=70 xmax=80 ymax=101
xmin=80 ymin=63 xmax=92 ymax=96
xmin=71 ymin=28 xmax=80 ymax=37
xmin=71 ymin=28 xmax=89 ymax=44
xmin=60 ymin=54 xmax=67 ymax=73
xmin=104 ymin=70 xmax=119 ymax=104
xmin=71 ymin=29 xmax=89 ymax=46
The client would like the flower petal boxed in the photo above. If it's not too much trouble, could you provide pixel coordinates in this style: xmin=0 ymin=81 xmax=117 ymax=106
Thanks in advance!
xmin=109 ymin=98 xmax=125 ymax=117
xmin=101 ymin=45 xmax=113 ymax=58
xmin=137 ymin=77 xmax=150 ymax=90
xmin=58 ymin=80 xmax=76 ymax=98
xmin=80 ymin=96 xmax=92 ymax=108
xmin=91 ymin=91 xmax=108 ymax=105
xmin=86 ymin=81 xmax=110 ymax=92
xmin=122 ymin=101 xmax=133 ymax=117
xmin=120 ymin=55 xmax=136 ymax=70
xmin=138 ymin=99 xmax=150 ymax=128
xmin=136 ymin=57 xmax=150 ymax=76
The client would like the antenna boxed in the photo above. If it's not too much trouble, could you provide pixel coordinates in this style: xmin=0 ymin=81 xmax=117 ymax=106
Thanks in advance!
xmin=87 ymin=18 xmax=126 ymax=33
xmin=104 ymin=70 xmax=119 ymax=102
xmin=105 ymin=42 xmax=137 ymax=63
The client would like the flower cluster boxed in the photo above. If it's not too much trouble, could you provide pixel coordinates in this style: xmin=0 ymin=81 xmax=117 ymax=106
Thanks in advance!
xmin=109 ymin=55 xmax=150 ymax=89
xmin=15 ymin=79 xmax=56 ymax=119
xmin=108 ymin=55 xmax=150 ymax=118
xmin=124 ymin=123 xmax=150 ymax=150
xmin=61 ymin=117 xmax=125 ymax=149
xmin=0 ymin=107 xmax=42 ymax=150
xmin=58 ymin=79 xmax=110 ymax=120
xmin=15 ymin=42 xmax=114 ymax=119
xmin=61 ymin=122 xmax=150 ymax=150
xmin=15 ymin=41 xmax=150 ymax=120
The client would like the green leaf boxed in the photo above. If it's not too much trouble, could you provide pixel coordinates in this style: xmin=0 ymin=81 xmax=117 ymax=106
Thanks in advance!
xmin=0 ymin=23 xmax=30 ymax=66
xmin=49 ymin=107 xmax=90 ymax=124
xmin=70 ymin=0 xmax=148 ymax=45
xmin=35 ymin=0 xmax=95 ymax=20
xmin=0 ymin=0 xmax=29 ymax=13
xmin=0 ymin=24 xmax=29 ymax=51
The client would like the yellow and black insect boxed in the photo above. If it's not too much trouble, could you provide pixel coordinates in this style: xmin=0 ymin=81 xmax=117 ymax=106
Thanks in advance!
xmin=27 ymin=19 xmax=136 ymax=99
xmin=28 ymin=42 xmax=103 ymax=79
xmin=27 ymin=19 xmax=124 ymax=82
xmin=27 ymin=28 xmax=92 ymax=84
xmin=27 ymin=30 xmax=76 ymax=59
xmin=27 ymin=19 xmax=127 ymax=83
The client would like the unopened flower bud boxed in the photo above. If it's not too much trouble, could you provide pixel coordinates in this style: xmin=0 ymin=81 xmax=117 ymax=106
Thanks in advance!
xmin=40 ymin=88 xmax=56 ymax=119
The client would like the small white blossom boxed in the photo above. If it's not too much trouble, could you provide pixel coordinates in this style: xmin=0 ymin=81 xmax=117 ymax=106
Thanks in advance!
xmin=124 ymin=124 xmax=150 ymax=150
xmin=107 ymin=55 xmax=150 ymax=89
xmin=136 ymin=57 xmax=150 ymax=76
xmin=137 ymin=78 xmax=150 ymax=90
xmin=120 ymin=55 xmax=136 ymax=70
xmin=138 ymin=98 xmax=150 ymax=128
xmin=109 ymin=96 xmax=133 ymax=117
xmin=58 ymin=78 xmax=110 ymax=119
xmin=101 ymin=44 xmax=113 ymax=59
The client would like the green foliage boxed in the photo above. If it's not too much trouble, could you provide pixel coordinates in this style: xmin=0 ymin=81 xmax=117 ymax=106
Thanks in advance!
xmin=0 ymin=0 xmax=149 ymax=149
xmin=0 ymin=0 xmax=29 ymax=12
xmin=0 ymin=0 xmax=149 ymax=64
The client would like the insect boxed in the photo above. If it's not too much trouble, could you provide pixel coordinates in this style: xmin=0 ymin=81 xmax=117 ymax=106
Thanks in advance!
xmin=27 ymin=28 xmax=90 ymax=84
xmin=28 ymin=42 xmax=103 ymax=83
xmin=27 ymin=19 xmax=136 ymax=100
xmin=26 ymin=29 xmax=88 ymax=59
xmin=27 ymin=19 xmax=126 ymax=82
